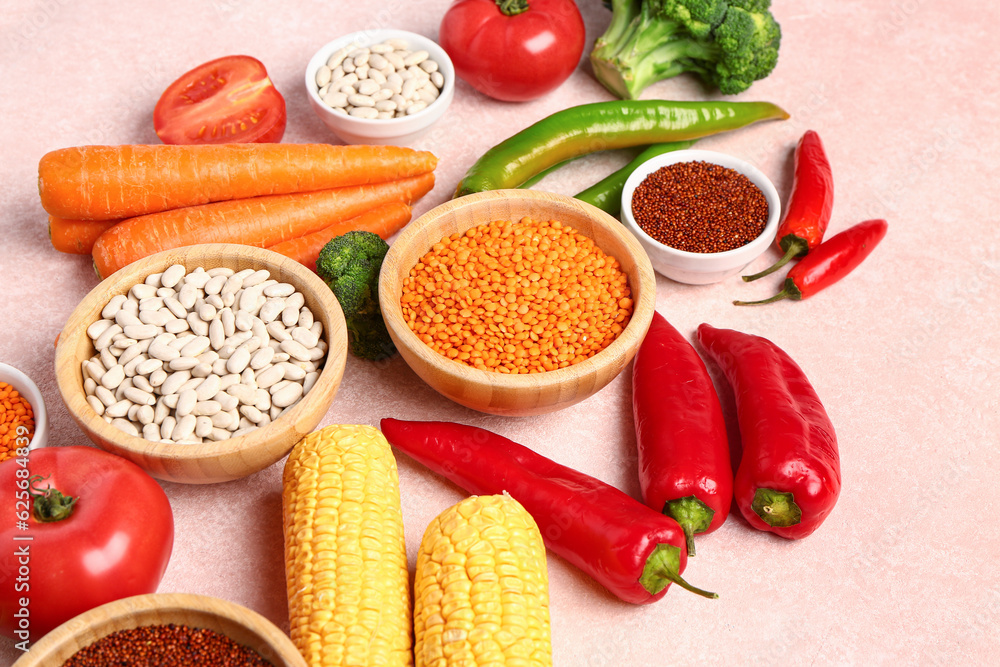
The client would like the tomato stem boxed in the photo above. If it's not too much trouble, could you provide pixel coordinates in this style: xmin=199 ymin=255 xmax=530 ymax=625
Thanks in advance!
xmin=496 ymin=0 xmax=530 ymax=16
xmin=27 ymin=474 xmax=78 ymax=523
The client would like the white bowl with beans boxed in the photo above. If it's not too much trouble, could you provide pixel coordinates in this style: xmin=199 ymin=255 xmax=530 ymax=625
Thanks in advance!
xmin=54 ymin=244 xmax=348 ymax=484
xmin=305 ymin=29 xmax=455 ymax=145
xmin=620 ymin=149 xmax=781 ymax=285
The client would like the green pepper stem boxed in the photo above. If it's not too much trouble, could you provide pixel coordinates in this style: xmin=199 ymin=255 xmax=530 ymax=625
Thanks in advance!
xmin=742 ymin=237 xmax=809 ymax=282
xmin=496 ymin=0 xmax=529 ymax=16
xmin=751 ymin=488 xmax=802 ymax=527
xmin=663 ymin=495 xmax=715 ymax=557
xmin=28 ymin=475 xmax=78 ymax=523
xmin=639 ymin=543 xmax=718 ymax=599
xmin=733 ymin=278 xmax=802 ymax=306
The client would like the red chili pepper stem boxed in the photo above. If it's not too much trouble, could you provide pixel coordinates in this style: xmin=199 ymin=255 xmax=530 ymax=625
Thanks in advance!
xmin=732 ymin=277 xmax=804 ymax=305
xmin=27 ymin=474 xmax=78 ymax=523
xmin=640 ymin=544 xmax=718 ymax=598
xmin=664 ymin=496 xmax=715 ymax=556
xmin=741 ymin=236 xmax=809 ymax=282
xmin=751 ymin=489 xmax=802 ymax=528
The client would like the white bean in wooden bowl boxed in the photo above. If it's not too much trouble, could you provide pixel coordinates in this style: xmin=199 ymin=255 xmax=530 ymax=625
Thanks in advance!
xmin=55 ymin=244 xmax=348 ymax=484
xmin=82 ymin=265 xmax=326 ymax=444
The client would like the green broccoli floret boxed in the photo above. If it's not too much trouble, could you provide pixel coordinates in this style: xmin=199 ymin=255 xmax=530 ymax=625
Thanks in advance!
xmin=316 ymin=230 xmax=395 ymax=361
xmin=591 ymin=0 xmax=781 ymax=98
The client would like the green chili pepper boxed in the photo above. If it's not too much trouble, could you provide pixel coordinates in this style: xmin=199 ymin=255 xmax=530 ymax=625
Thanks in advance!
xmin=454 ymin=100 xmax=790 ymax=198
xmin=575 ymin=140 xmax=696 ymax=216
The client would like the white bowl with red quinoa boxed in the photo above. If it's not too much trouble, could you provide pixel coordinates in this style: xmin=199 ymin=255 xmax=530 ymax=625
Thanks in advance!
xmin=620 ymin=149 xmax=781 ymax=285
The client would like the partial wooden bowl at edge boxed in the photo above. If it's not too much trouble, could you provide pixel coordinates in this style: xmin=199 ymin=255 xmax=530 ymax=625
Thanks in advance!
xmin=12 ymin=593 xmax=306 ymax=667
xmin=379 ymin=189 xmax=657 ymax=417
xmin=54 ymin=244 xmax=348 ymax=484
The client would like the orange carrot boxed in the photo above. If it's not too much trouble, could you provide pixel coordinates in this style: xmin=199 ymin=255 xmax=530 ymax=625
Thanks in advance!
xmin=38 ymin=143 xmax=438 ymax=220
xmin=267 ymin=202 xmax=413 ymax=270
xmin=92 ymin=172 xmax=435 ymax=278
xmin=48 ymin=216 xmax=120 ymax=254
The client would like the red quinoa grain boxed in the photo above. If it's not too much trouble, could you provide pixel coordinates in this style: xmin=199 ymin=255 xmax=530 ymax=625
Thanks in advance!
xmin=61 ymin=623 xmax=274 ymax=667
xmin=631 ymin=160 xmax=768 ymax=253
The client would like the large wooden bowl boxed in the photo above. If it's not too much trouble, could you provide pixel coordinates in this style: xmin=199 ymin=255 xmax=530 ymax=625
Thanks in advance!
xmin=13 ymin=593 xmax=306 ymax=667
xmin=379 ymin=189 xmax=656 ymax=416
xmin=54 ymin=244 xmax=347 ymax=484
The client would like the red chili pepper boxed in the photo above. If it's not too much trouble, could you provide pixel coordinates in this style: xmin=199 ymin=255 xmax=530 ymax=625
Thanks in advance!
xmin=695 ymin=324 xmax=841 ymax=539
xmin=734 ymin=219 xmax=887 ymax=305
xmin=632 ymin=311 xmax=733 ymax=556
xmin=743 ymin=130 xmax=834 ymax=282
xmin=379 ymin=418 xmax=717 ymax=603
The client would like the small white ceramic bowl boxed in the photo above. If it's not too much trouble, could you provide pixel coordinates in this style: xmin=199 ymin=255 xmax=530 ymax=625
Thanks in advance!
xmin=0 ymin=362 xmax=48 ymax=451
xmin=620 ymin=149 xmax=781 ymax=285
xmin=305 ymin=29 xmax=455 ymax=145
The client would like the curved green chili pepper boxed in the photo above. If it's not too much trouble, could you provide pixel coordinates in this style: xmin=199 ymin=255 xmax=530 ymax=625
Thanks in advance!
xmin=454 ymin=100 xmax=789 ymax=198
xmin=575 ymin=140 xmax=696 ymax=216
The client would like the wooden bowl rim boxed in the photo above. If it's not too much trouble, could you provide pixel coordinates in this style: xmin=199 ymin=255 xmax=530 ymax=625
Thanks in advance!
xmin=380 ymin=189 xmax=656 ymax=391
xmin=54 ymin=244 xmax=347 ymax=464
xmin=12 ymin=592 xmax=306 ymax=667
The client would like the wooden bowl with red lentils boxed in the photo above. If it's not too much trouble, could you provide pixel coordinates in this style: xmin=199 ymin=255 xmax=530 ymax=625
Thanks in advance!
xmin=379 ymin=189 xmax=656 ymax=416
xmin=12 ymin=593 xmax=306 ymax=667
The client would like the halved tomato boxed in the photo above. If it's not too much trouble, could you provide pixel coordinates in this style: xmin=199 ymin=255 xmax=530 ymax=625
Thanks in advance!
xmin=154 ymin=55 xmax=286 ymax=144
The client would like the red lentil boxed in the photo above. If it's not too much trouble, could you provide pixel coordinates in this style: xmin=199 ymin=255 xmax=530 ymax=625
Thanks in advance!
xmin=400 ymin=216 xmax=633 ymax=374
xmin=0 ymin=382 xmax=34 ymax=462
xmin=61 ymin=623 xmax=274 ymax=667
xmin=631 ymin=160 xmax=768 ymax=253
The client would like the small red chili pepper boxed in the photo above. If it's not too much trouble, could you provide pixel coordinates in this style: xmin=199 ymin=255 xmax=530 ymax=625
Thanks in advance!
xmin=743 ymin=130 xmax=834 ymax=281
xmin=380 ymin=418 xmax=717 ymax=603
xmin=734 ymin=218 xmax=887 ymax=305
xmin=632 ymin=311 xmax=733 ymax=556
xmin=695 ymin=324 xmax=841 ymax=540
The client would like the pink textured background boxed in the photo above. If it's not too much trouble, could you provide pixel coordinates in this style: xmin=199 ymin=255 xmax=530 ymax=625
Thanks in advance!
xmin=3 ymin=1 xmax=999 ymax=664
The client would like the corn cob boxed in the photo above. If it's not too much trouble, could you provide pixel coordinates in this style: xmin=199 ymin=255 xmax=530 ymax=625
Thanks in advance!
xmin=282 ymin=424 xmax=413 ymax=666
xmin=414 ymin=494 xmax=552 ymax=667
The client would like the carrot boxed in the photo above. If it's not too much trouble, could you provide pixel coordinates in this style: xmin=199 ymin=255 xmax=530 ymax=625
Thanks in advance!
xmin=267 ymin=202 xmax=413 ymax=270
xmin=92 ymin=172 xmax=435 ymax=278
xmin=48 ymin=216 xmax=120 ymax=254
xmin=38 ymin=143 xmax=438 ymax=220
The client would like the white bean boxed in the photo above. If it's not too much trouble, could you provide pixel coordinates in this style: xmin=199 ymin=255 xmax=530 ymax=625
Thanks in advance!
xmin=102 ymin=295 xmax=127 ymax=320
xmin=101 ymin=364 xmax=126 ymax=390
xmin=105 ymin=399 xmax=132 ymax=419
xmin=87 ymin=395 xmax=105 ymax=416
xmin=111 ymin=418 xmax=140 ymax=437
xmin=272 ymin=382 xmax=304 ymax=409
xmin=172 ymin=414 xmax=197 ymax=441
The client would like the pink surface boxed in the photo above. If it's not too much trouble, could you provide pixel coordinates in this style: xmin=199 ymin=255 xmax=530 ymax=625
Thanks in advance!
xmin=3 ymin=1 xmax=999 ymax=664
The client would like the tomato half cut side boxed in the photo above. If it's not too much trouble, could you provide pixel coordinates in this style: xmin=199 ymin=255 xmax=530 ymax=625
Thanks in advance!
xmin=154 ymin=54 xmax=287 ymax=144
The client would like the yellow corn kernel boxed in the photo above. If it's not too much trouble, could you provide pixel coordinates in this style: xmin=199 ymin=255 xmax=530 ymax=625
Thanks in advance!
xmin=282 ymin=424 xmax=412 ymax=666
xmin=414 ymin=494 xmax=552 ymax=667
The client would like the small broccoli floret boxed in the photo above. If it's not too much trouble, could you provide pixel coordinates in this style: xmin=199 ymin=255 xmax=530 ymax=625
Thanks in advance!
xmin=591 ymin=0 xmax=781 ymax=98
xmin=316 ymin=230 xmax=395 ymax=361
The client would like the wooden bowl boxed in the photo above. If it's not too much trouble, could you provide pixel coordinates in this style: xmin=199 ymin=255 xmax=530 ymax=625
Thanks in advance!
xmin=54 ymin=244 xmax=348 ymax=484
xmin=13 ymin=593 xmax=306 ymax=667
xmin=379 ymin=189 xmax=656 ymax=416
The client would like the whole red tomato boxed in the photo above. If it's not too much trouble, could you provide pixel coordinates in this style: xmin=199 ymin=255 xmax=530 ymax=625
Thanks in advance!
xmin=154 ymin=55 xmax=286 ymax=144
xmin=440 ymin=0 xmax=585 ymax=102
xmin=0 ymin=447 xmax=174 ymax=645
